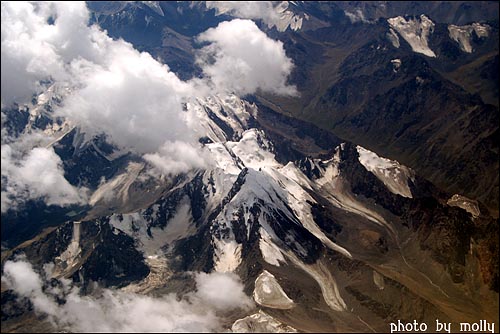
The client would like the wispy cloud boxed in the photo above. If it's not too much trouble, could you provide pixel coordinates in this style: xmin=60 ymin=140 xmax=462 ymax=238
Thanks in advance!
xmin=344 ymin=9 xmax=372 ymax=24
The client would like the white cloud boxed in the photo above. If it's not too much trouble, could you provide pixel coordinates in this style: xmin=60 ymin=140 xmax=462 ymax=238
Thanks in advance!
xmin=194 ymin=271 xmax=254 ymax=311
xmin=1 ymin=2 xmax=63 ymax=107
xmin=2 ymin=258 xmax=254 ymax=332
xmin=196 ymin=19 xmax=297 ymax=96
xmin=206 ymin=1 xmax=281 ymax=27
xmin=1 ymin=3 xmax=299 ymax=211
xmin=1 ymin=1 xmax=202 ymax=149
xmin=58 ymin=47 xmax=199 ymax=154
xmin=143 ymin=140 xmax=207 ymax=176
xmin=1 ymin=1 xmax=206 ymax=189
xmin=1 ymin=144 xmax=88 ymax=212
xmin=1 ymin=257 xmax=59 ymax=315
xmin=0 ymin=2 xmax=103 ymax=107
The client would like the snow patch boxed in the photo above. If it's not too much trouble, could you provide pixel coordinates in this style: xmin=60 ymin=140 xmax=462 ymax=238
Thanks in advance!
xmin=232 ymin=310 xmax=297 ymax=333
xmin=286 ymin=253 xmax=347 ymax=312
xmin=109 ymin=197 xmax=195 ymax=257
xmin=206 ymin=1 xmax=305 ymax=32
xmin=161 ymin=200 xmax=196 ymax=245
xmin=226 ymin=129 xmax=279 ymax=169
xmin=344 ymin=8 xmax=370 ymax=24
xmin=448 ymin=23 xmax=490 ymax=53
xmin=391 ymin=59 xmax=402 ymax=73
xmin=53 ymin=221 xmax=82 ymax=277
xmin=373 ymin=270 xmax=385 ymax=290
xmin=472 ymin=22 xmax=490 ymax=38
xmin=253 ymin=270 xmax=294 ymax=309
xmin=388 ymin=15 xmax=436 ymax=57
xmin=281 ymin=162 xmax=314 ymax=191
xmin=206 ymin=143 xmax=242 ymax=176
xmin=447 ymin=194 xmax=480 ymax=218
xmin=356 ymin=145 xmax=414 ymax=198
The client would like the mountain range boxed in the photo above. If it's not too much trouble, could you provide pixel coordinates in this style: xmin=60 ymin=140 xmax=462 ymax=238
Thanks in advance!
xmin=1 ymin=1 xmax=498 ymax=333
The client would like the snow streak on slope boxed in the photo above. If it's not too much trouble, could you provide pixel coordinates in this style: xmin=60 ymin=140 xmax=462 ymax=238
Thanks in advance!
xmin=356 ymin=145 xmax=414 ymax=198
xmin=388 ymin=15 xmax=436 ymax=57
xmin=286 ymin=252 xmax=347 ymax=312
xmin=140 ymin=1 xmax=164 ymax=16
xmin=387 ymin=28 xmax=401 ymax=48
xmin=213 ymin=238 xmax=243 ymax=273
xmin=90 ymin=162 xmax=145 ymax=206
xmin=259 ymin=227 xmax=287 ymax=266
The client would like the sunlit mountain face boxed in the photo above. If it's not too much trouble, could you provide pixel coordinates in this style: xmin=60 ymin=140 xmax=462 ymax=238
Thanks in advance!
xmin=1 ymin=2 xmax=498 ymax=333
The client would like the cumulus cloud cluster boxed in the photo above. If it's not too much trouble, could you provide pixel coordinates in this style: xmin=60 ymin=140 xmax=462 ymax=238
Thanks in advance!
xmin=1 ymin=1 xmax=202 ymax=153
xmin=197 ymin=19 xmax=296 ymax=96
xmin=1 ymin=145 xmax=87 ymax=212
xmin=58 ymin=46 xmax=197 ymax=154
xmin=2 ymin=258 xmax=254 ymax=332
xmin=1 ymin=2 xmax=94 ymax=106
xmin=1 ymin=128 xmax=88 ymax=212
xmin=1 ymin=1 xmax=296 ymax=210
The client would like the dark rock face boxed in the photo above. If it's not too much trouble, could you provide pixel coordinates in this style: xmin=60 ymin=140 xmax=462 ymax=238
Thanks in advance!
xmin=1 ymin=290 xmax=34 ymax=322
xmin=1 ymin=200 xmax=88 ymax=249
xmin=170 ymin=223 xmax=214 ymax=273
xmin=72 ymin=220 xmax=150 ymax=289
xmin=1 ymin=106 xmax=30 ymax=140
xmin=474 ymin=217 xmax=499 ymax=292
xmin=4 ymin=219 xmax=149 ymax=289
xmin=403 ymin=198 xmax=474 ymax=282
xmin=53 ymin=130 xmax=132 ymax=190
xmin=306 ymin=42 xmax=499 ymax=215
